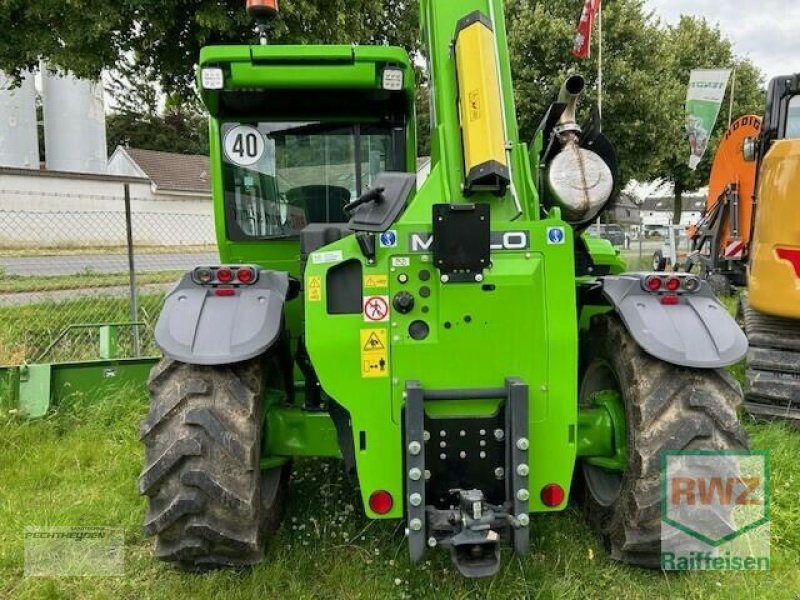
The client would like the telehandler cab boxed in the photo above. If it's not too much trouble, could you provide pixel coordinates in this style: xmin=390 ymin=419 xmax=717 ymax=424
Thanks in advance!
xmin=139 ymin=0 xmax=749 ymax=576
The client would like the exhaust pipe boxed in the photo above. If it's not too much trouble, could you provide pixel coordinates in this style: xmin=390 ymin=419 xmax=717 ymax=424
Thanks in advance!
xmin=556 ymin=74 xmax=585 ymax=131
xmin=544 ymin=74 xmax=613 ymax=223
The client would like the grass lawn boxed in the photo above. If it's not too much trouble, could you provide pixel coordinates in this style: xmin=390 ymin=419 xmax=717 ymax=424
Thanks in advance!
xmin=0 ymin=387 xmax=798 ymax=599
xmin=0 ymin=271 xmax=180 ymax=294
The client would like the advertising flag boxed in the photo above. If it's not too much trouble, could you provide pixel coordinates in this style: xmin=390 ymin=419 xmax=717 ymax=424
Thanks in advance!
xmin=572 ymin=0 xmax=601 ymax=59
xmin=686 ymin=69 xmax=731 ymax=170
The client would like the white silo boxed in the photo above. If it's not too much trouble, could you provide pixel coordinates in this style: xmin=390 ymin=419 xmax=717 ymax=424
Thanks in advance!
xmin=42 ymin=67 xmax=107 ymax=174
xmin=0 ymin=71 xmax=40 ymax=169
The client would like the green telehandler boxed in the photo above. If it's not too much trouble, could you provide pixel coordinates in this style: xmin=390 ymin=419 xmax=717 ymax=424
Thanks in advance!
xmin=139 ymin=0 xmax=749 ymax=577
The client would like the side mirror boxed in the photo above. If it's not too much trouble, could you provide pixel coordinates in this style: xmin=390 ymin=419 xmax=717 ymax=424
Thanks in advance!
xmin=742 ymin=137 xmax=757 ymax=162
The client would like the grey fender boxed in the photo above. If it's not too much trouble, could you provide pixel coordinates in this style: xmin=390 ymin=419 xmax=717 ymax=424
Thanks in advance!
xmin=600 ymin=274 xmax=748 ymax=368
xmin=155 ymin=270 xmax=289 ymax=365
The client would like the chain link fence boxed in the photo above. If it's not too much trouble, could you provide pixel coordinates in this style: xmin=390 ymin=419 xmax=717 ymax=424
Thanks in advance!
xmin=0 ymin=184 xmax=216 ymax=364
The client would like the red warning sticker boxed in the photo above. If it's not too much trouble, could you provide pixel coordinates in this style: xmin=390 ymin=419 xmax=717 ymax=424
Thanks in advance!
xmin=363 ymin=295 xmax=390 ymax=322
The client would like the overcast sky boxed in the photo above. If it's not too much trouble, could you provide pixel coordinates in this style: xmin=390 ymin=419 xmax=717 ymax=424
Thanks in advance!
xmin=646 ymin=0 xmax=799 ymax=81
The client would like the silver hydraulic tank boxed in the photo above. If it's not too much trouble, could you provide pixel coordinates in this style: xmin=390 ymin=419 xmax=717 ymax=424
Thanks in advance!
xmin=0 ymin=71 xmax=40 ymax=169
xmin=42 ymin=67 xmax=107 ymax=174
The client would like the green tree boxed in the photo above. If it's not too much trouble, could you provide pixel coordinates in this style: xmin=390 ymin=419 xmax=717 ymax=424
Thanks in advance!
xmin=507 ymin=0 xmax=673 ymax=186
xmin=105 ymin=59 xmax=209 ymax=155
xmin=0 ymin=0 xmax=419 ymax=97
xmin=658 ymin=17 xmax=765 ymax=224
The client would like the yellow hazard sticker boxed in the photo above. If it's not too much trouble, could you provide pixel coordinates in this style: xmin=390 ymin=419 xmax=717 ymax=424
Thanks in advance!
xmin=360 ymin=328 xmax=389 ymax=378
xmin=364 ymin=274 xmax=388 ymax=288
xmin=307 ymin=276 xmax=322 ymax=302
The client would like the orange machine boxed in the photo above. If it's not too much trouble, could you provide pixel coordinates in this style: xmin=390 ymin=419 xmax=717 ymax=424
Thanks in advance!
xmin=691 ymin=74 xmax=800 ymax=419
xmin=685 ymin=115 xmax=761 ymax=289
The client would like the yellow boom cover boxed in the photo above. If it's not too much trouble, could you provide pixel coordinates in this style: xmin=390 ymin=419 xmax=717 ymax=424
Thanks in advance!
xmin=454 ymin=12 xmax=509 ymax=195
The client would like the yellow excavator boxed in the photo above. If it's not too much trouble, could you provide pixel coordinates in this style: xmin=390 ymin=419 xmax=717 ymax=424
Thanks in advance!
xmin=687 ymin=74 xmax=800 ymax=420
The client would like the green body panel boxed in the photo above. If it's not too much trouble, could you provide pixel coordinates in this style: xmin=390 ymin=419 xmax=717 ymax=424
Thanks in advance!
xmin=191 ymin=0 xmax=622 ymax=522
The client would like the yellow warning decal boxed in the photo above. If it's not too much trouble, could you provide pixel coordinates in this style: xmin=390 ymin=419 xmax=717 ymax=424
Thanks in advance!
xmin=360 ymin=328 xmax=389 ymax=378
xmin=364 ymin=274 xmax=388 ymax=288
xmin=307 ymin=276 xmax=322 ymax=302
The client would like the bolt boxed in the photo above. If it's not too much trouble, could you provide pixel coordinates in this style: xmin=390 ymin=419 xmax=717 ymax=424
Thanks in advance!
xmin=427 ymin=536 xmax=437 ymax=548
xmin=409 ymin=468 xmax=422 ymax=481
xmin=494 ymin=429 xmax=505 ymax=441
xmin=479 ymin=440 xmax=486 ymax=447
xmin=393 ymin=335 xmax=400 ymax=342
xmin=441 ymin=274 xmax=450 ymax=283
xmin=440 ymin=430 xmax=446 ymax=437
xmin=440 ymin=441 xmax=447 ymax=448
xmin=494 ymin=467 xmax=505 ymax=479
xmin=408 ymin=441 xmax=421 ymax=455
xmin=516 ymin=437 xmax=530 ymax=451
xmin=517 ymin=463 xmax=529 ymax=476
xmin=409 ymin=493 xmax=422 ymax=506
xmin=459 ymin=430 xmax=466 ymax=437
xmin=479 ymin=451 xmax=486 ymax=459
xmin=440 ymin=453 xmax=447 ymax=460
xmin=518 ymin=514 xmax=530 ymax=527
xmin=475 ymin=274 xmax=483 ymax=282
xmin=402 ymin=391 xmax=407 ymax=399
xmin=540 ymin=384 xmax=548 ymax=392
xmin=392 ymin=377 xmax=399 ymax=385
xmin=479 ymin=429 xmax=486 ymax=435
xmin=409 ymin=518 xmax=423 ymax=531
xmin=459 ymin=451 xmax=466 ymax=459
xmin=517 ymin=489 xmax=530 ymax=501
xmin=424 ymin=469 xmax=431 ymax=480
xmin=423 ymin=430 xmax=431 ymax=441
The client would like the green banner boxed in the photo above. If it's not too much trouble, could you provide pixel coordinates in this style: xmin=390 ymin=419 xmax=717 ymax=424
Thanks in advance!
xmin=686 ymin=69 xmax=731 ymax=170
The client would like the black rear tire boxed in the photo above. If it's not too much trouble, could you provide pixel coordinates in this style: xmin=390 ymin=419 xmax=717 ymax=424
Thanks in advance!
xmin=139 ymin=357 xmax=289 ymax=569
xmin=578 ymin=315 xmax=748 ymax=567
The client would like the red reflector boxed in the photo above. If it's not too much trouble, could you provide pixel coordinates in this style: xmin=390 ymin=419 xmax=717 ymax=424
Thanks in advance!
xmin=237 ymin=267 xmax=254 ymax=284
xmin=541 ymin=483 xmax=565 ymax=507
xmin=666 ymin=277 xmax=681 ymax=291
xmin=368 ymin=490 xmax=393 ymax=515
xmin=776 ymin=247 xmax=800 ymax=277
xmin=217 ymin=268 xmax=233 ymax=283
xmin=660 ymin=294 xmax=679 ymax=305
xmin=215 ymin=288 xmax=236 ymax=297
xmin=645 ymin=275 xmax=662 ymax=292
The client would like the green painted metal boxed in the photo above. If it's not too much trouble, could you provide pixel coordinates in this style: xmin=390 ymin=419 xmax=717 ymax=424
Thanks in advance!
xmin=18 ymin=364 xmax=52 ymax=419
xmin=191 ymin=0 xmax=627 ymax=522
xmin=300 ymin=0 xmax=577 ymax=518
xmin=583 ymin=390 xmax=627 ymax=472
xmin=99 ymin=325 xmax=118 ymax=360
xmin=265 ymin=407 xmax=340 ymax=458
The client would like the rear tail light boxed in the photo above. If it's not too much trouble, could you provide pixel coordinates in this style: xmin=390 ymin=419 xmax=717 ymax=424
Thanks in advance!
xmin=665 ymin=277 xmax=681 ymax=291
xmin=368 ymin=490 xmax=393 ymax=515
xmin=660 ymin=294 xmax=680 ymax=305
xmin=776 ymin=247 xmax=800 ymax=277
xmin=216 ymin=268 xmax=234 ymax=283
xmin=193 ymin=265 xmax=259 ymax=286
xmin=644 ymin=275 xmax=662 ymax=292
xmin=215 ymin=288 xmax=236 ymax=297
xmin=194 ymin=267 xmax=214 ymax=284
xmin=641 ymin=274 xmax=701 ymax=294
xmin=237 ymin=267 xmax=255 ymax=284
xmin=683 ymin=276 xmax=701 ymax=292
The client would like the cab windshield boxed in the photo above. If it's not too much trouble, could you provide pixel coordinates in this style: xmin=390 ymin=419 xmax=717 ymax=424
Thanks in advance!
xmin=221 ymin=122 xmax=404 ymax=240
xmin=785 ymin=95 xmax=800 ymax=139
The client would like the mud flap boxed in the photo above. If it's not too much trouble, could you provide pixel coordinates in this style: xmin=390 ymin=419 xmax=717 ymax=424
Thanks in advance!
xmin=601 ymin=274 xmax=748 ymax=368
xmin=154 ymin=270 xmax=290 ymax=365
